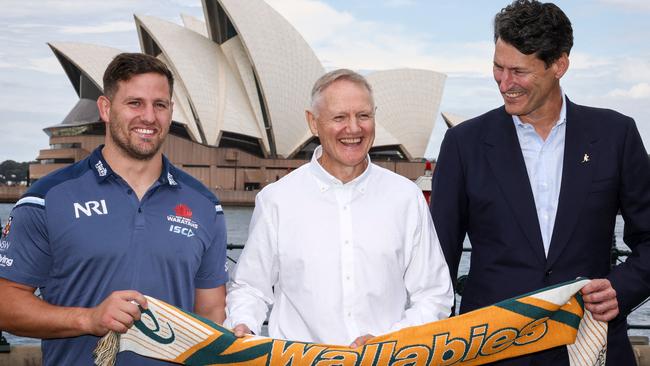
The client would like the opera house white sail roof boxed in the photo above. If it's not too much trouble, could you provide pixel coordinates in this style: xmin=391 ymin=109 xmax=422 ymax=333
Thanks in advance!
xmin=49 ymin=0 xmax=447 ymax=160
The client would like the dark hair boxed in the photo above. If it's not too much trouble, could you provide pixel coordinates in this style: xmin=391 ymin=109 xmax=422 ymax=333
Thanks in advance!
xmin=102 ymin=53 xmax=174 ymax=98
xmin=494 ymin=0 xmax=573 ymax=67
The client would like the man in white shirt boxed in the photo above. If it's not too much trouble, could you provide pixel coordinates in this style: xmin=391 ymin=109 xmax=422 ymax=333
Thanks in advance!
xmin=224 ymin=69 xmax=453 ymax=347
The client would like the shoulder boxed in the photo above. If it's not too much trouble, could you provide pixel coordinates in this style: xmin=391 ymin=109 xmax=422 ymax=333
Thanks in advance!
xmin=569 ymin=102 xmax=634 ymax=125
xmin=18 ymin=158 xmax=92 ymax=208
xmin=256 ymin=163 xmax=310 ymax=199
xmin=445 ymin=106 xmax=506 ymax=139
xmin=169 ymin=165 xmax=221 ymax=207
xmin=369 ymin=163 xmax=421 ymax=196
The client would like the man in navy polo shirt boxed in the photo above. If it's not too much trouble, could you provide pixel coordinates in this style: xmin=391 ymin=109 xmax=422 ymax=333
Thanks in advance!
xmin=0 ymin=53 xmax=228 ymax=365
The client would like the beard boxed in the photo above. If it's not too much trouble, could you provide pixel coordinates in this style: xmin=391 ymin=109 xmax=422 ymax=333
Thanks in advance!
xmin=108 ymin=120 xmax=166 ymax=161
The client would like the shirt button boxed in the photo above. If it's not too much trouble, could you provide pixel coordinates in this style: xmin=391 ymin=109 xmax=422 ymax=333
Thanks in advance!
xmin=343 ymin=206 xmax=348 ymax=210
xmin=347 ymin=312 xmax=352 ymax=317
xmin=545 ymin=270 xmax=553 ymax=277
xmin=138 ymin=208 xmax=142 ymax=213
xmin=127 ymin=189 xmax=133 ymax=195
xmin=344 ymin=240 xmax=349 ymax=245
xmin=346 ymin=276 xmax=351 ymax=280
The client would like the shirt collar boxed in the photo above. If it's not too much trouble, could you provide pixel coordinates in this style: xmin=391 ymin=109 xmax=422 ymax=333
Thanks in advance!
xmin=512 ymin=89 xmax=567 ymax=128
xmin=88 ymin=145 xmax=180 ymax=188
xmin=309 ymin=145 xmax=371 ymax=194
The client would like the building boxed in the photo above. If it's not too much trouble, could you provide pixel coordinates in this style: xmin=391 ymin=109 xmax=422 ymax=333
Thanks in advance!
xmin=31 ymin=0 xmax=446 ymax=204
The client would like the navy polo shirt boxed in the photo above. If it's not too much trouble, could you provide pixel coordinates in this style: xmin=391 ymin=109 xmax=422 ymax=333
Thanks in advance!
xmin=0 ymin=146 xmax=228 ymax=366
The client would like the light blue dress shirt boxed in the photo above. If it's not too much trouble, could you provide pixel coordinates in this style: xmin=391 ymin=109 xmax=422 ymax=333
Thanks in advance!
xmin=512 ymin=93 xmax=567 ymax=257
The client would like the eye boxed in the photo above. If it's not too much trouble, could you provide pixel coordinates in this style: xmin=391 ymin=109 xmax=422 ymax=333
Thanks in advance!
xmin=155 ymin=102 xmax=169 ymax=109
xmin=357 ymin=113 xmax=371 ymax=121
xmin=332 ymin=115 xmax=345 ymax=123
xmin=128 ymin=100 xmax=141 ymax=107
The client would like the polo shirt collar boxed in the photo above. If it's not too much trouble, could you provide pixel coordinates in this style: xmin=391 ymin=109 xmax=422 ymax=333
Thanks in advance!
xmin=309 ymin=145 xmax=371 ymax=194
xmin=88 ymin=145 xmax=180 ymax=188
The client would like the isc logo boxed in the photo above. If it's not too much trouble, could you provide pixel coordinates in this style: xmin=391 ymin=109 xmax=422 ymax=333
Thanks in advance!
xmin=74 ymin=200 xmax=108 ymax=219
xmin=169 ymin=225 xmax=195 ymax=238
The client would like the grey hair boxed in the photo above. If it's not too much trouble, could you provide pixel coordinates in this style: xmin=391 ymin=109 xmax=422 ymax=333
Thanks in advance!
xmin=309 ymin=69 xmax=374 ymax=116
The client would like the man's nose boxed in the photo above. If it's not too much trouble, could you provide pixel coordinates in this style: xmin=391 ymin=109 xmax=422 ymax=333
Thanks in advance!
xmin=347 ymin=116 xmax=362 ymax=133
xmin=141 ymin=104 xmax=156 ymax=123
xmin=498 ymin=70 xmax=513 ymax=92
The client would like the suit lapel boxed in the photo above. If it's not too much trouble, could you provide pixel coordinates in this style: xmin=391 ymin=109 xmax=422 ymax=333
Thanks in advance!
xmin=483 ymin=108 xmax=546 ymax=263
xmin=546 ymin=100 xmax=597 ymax=266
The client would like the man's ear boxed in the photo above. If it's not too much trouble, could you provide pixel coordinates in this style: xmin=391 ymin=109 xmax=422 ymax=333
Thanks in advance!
xmin=97 ymin=95 xmax=111 ymax=123
xmin=305 ymin=110 xmax=318 ymax=136
xmin=553 ymin=53 xmax=570 ymax=80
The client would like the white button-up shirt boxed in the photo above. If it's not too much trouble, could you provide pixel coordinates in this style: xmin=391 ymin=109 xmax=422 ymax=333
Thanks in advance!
xmin=225 ymin=146 xmax=453 ymax=345
xmin=513 ymin=93 xmax=567 ymax=256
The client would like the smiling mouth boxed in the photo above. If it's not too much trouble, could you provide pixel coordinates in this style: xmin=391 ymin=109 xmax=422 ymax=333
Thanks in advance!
xmin=339 ymin=137 xmax=362 ymax=145
xmin=133 ymin=128 xmax=156 ymax=137
xmin=504 ymin=90 xmax=525 ymax=99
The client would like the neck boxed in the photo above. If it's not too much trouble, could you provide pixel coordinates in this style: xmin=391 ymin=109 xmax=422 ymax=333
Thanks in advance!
xmin=518 ymin=89 xmax=563 ymax=141
xmin=318 ymin=156 xmax=368 ymax=184
xmin=101 ymin=143 xmax=163 ymax=199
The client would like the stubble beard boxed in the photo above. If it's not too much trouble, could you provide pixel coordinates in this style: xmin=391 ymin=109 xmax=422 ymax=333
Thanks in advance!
xmin=108 ymin=120 xmax=164 ymax=161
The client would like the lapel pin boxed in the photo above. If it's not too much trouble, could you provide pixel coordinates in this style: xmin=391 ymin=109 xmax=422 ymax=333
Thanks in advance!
xmin=581 ymin=153 xmax=590 ymax=163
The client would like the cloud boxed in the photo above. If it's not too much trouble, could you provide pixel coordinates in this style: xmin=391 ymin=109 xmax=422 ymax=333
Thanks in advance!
xmin=608 ymin=83 xmax=650 ymax=99
xmin=267 ymin=0 xmax=493 ymax=76
xmin=383 ymin=0 xmax=416 ymax=7
xmin=597 ymin=0 xmax=650 ymax=11
xmin=0 ymin=57 xmax=62 ymax=75
xmin=59 ymin=21 xmax=135 ymax=34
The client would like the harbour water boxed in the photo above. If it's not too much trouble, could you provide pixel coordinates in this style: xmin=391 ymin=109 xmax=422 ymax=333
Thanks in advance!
xmin=0 ymin=203 xmax=648 ymax=346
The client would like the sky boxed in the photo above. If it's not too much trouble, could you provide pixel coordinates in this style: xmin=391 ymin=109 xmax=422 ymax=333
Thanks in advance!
xmin=1 ymin=0 xmax=650 ymax=162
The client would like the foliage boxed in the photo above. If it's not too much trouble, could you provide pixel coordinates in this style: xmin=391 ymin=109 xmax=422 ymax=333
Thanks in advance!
xmin=0 ymin=160 xmax=32 ymax=184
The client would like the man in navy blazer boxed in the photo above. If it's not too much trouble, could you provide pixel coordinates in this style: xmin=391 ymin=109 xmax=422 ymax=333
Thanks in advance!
xmin=431 ymin=0 xmax=650 ymax=365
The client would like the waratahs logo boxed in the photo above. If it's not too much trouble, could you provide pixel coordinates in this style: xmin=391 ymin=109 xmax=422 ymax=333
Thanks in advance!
xmin=174 ymin=204 xmax=192 ymax=219
xmin=2 ymin=216 xmax=12 ymax=239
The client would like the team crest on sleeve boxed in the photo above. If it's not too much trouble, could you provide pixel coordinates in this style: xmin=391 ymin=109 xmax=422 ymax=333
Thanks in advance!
xmin=167 ymin=204 xmax=198 ymax=238
xmin=2 ymin=216 xmax=12 ymax=239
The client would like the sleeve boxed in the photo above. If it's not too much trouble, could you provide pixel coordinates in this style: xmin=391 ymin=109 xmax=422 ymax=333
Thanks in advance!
xmin=430 ymin=128 xmax=469 ymax=294
xmin=389 ymin=193 xmax=454 ymax=331
xmin=0 ymin=202 xmax=51 ymax=287
xmin=223 ymin=193 xmax=279 ymax=335
xmin=607 ymin=118 xmax=650 ymax=316
xmin=194 ymin=206 xmax=229 ymax=289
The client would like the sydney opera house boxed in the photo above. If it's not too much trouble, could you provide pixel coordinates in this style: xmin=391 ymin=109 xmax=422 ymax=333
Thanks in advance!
xmin=30 ymin=0 xmax=446 ymax=204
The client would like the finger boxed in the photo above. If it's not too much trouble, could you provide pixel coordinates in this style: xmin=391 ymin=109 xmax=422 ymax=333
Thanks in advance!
xmin=233 ymin=324 xmax=250 ymax=338
xmin=585 ymin=298 xmax=618 ymax=314
xmin=592 ymin=308 xmax=619 ymax=322
xmin=107 ymin=318 xmax=130 ymax=334
xmin=583 ymin=287 xmax=616 ymax=303
xmin=581 ymin=279 xmax=610 ymax=294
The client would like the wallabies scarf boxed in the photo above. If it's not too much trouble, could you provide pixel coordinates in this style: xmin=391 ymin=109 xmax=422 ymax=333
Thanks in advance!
xmin=94 ymin=278 xmax=606 ymax=366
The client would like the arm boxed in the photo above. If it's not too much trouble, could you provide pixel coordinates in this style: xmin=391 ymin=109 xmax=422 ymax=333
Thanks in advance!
xmin=389 ymin=193 xmax=454 ymax=331
xmin=195 ymin=286 xmax=226 ymax=324
xmin=224 ymin=194 xmax=278 ymax=335
xmin=430 ymin=128 xmax=469 ymax=298
xmin=0 ymin=278 xmax=146 ymax=338
xmin=606 ymin=119 xmax=650 ymax=316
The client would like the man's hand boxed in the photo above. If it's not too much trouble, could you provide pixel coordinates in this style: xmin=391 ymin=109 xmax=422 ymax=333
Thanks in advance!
xmin=349 ymin=334 xmax=374 ymax=348
xmin=84 ymin=290 xmax=147 ymax=336
xmin=233 ymin=323 xmax=253 ymax=338
xmin=581 ymin=279 xmax=619 ymax=322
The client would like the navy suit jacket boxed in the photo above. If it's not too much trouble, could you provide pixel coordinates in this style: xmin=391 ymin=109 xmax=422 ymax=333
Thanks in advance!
xmin=431 ymin=98 xmax=650 ymax=365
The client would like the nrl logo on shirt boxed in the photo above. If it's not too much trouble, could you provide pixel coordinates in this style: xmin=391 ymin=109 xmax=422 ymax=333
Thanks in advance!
xmin=167 ymin=204 xmax=198 ymax=238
